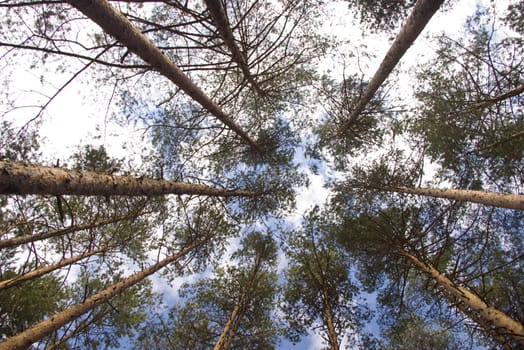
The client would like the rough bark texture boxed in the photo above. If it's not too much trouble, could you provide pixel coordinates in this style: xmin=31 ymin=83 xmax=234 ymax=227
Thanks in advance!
xmin=366 ymin=184 xmax=524 ymax=211
xmin=0 ymin=247 xmax=107 ymax=290
xmin=0 ymin=160 xmax=260 ymax=197
xmin=203 ymin=0 xmax=263 ymax=95
xmin=399 ymin=249 xmax=524 ymax=348
xmin=342 ymin=0 xmax=445 ymax=132
xmin=66 ymin=0 xmax=261 ymax=152
xmin=0 ymin=240 xmax=205 ymax=350
xmin=0 ymin=212 xmax=140 ymax=249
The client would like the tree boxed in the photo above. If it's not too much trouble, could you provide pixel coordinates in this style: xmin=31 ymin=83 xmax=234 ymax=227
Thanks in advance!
xmin=330 ymin=190 xmax=524 ymax=349
xmin=135 ymin=231 xmax=279 ymax=350
xmin=0 ymin=238 xmax=208 ymax=350
xmin=411 ymin=8 xmax=524 ymax=190
xmin=340 ymin=0 xmax=445 ymax=135
xmin=281 ymin=208 xmax=370 ymax=349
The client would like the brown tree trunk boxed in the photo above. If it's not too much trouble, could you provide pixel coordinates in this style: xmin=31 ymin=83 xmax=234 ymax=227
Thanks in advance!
xmin=0 ymin=160 xmax=261 ymax=197
xmin=0 ymin=239 xmax=206 ymax=350
xmin=65 ymin=0 xmax=261 ymax=152
xmin=213 ymin=302 xmax=245 ymax=350
xmin=0 ymin=211 xmax=141 ymax=249
xmin=203 ymin=0 xmax=263 ymax=95
xmin=363 ymin=184 xmax=524 ymax=210
xmin=322 ymin=288 xmax=340 ymax=350
xmin=342 ymin=0 xmax=445 ymax=133
xmin=0 ymin=246 xmax=109 ymax=290
xmin=399 ymin=249 xmax=524 ymax=348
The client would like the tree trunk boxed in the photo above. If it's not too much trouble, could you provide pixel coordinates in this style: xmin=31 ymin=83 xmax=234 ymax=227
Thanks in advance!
xmin=0 ymin=246 xmax=108 ymax=290
xmin=0 ymin=211 xmax=141 ymax=249
xmin=362 ymin=183 xmax=524 ymax=210
xmin=0 ymin=239 xmax=206 ymax=350
xmin=399 ymin=249 xmax=524 ymax=348
xmin=65 ymin=0 xmax=261 ymax=152
xmin=342 ymin=0 xmax=445 ymax=133
xmin=213 ymin=302 xmax=245 ymax=350
xmin=0 ymin=160 xmax=262 ymax=197
xmin=203 ymin=0 xmax=263 ymax=95
xmin=322 ymin=288 xmax=340 ymax=350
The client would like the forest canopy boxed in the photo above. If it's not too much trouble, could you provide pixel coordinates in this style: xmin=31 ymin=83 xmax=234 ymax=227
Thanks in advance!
xmin=0 ymin=0 xmax=523 ymax=349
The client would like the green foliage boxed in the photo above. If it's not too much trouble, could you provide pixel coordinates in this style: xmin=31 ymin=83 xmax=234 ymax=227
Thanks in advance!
xmin=281 ymin=207 xmax=370 ymax=347
xmin=314 ymin=74 xmax=390 ymax=170
xmin=0 ymin=272 xmax=66 ymax=338
xmin=348 ymin=0 xmax=416 ymax=31
xmin=135 ymin=231 xmax=280 ymax=349
xmin=411 ymin=8 xmax=524 ymax=189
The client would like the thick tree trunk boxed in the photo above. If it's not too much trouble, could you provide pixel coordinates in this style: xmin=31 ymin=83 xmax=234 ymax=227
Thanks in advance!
xmin=0 ymin=247 xmax=108 ymax=290
xmin=399 ymin=249 xmax=524 ymax=348
xmin=0 ymin=239 xmax=205 ymax=350
xmin=342 ymin=0 xmax=445 ymax=133
xmin=363 ymin=184 xmax=524 ymax=210
xmin=203 ymin=0 xmax=263 ymax=95
xmin=65 ymin=0 xmax=260 ymax=152
xmin=0 ymin=211 xmax=141 ymax=249
xmin=0 ymin=160 xmax=261 ymax=197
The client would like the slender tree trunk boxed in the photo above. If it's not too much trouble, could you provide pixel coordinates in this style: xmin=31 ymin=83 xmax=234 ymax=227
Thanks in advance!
xmin=399 ymin=249 xmax=524 ymax=348
xmin=361 ymin=183 xmax=524 ymax=210
xmin=322 ymin=288 xmax=340 ymax=350
xmin=0 ymin=160 xmax=262 ymax=197
xmin=0 ymin=211 xmax=141 ymax=249
xmin=0 ymin=246 xmax=108 ymax=290
xmin=0 ymin=239 xmax=206 ymax=350
xmin=341 ymin=0 xmax=445 ymax=133
xmin=203 ymin=0 xmax=263 ymax=95
xmin=65 ymin=0 xmax=261 ymax=152
xmin=213 ymin=302 xmax=245 ymax=350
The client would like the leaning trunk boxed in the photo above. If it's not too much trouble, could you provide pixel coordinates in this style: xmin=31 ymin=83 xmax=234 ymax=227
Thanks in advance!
xmin=213 ymin=302 xmax=245 ymax=350
xmin=363 ymin=183 xmax=524 ymax=211
xmin=0 ymin=239 xmax=206 ymax=350
xmin=399 ymin=249 xmax=524 ymax=348
xmin=0 ymin=160 xmax=261 ymax=197
xmin=66 ymin=0 xmax=260 ymax=151
xmin=203 ymin=0 xmax=263 ymax=95
xmin=0 ymin=211 xmax=142 ymax=249
xmin=342 ymin=0 xmax=444 ymax=132
xmin=0 ymin=246 xmax=108 ymax=290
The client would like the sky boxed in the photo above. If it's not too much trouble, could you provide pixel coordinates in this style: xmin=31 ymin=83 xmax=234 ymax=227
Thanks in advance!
xmin=0 ymin=0 xmax=510 ymax=348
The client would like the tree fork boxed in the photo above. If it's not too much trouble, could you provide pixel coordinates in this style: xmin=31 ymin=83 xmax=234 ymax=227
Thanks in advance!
xmin=65 ymin=0 xmax=261 ymax=152
xmin=0 ymin=239 xmax=206 ymax=350
xmin=0 ymin=160 xmax=261 ymax=197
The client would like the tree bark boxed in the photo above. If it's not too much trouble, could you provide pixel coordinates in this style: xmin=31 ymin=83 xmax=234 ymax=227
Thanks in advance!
xmin=0 ymin=211 xmax=141 ymax=249
xmin=322 ymin=288 xmax=340 ymax=350
xmin=0 ymin=247 xmax=108 ymax=290
xmin=0 ymin=239 xmax=206 ymax=350
xmin=0 ymin=160 xmax=261 ymax=197
xmin=65 ymin=0 xmax=261 ymax=152
xmin=203 ymin=0 xmax=264 ymax=95
xmin=213 ymin=302 xmax=244 ymax=350
xmin=399 ymin=249 xmax=524 ymax=348
xmin=341 ymin=0 xmax=445 ymax=133
xmin=362 ymin=183 xmax=524 ymax=211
